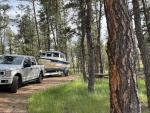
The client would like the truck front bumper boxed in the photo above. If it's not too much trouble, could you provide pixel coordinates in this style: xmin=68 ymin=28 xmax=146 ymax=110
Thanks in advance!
xmin=0 ymin=78 xmax=12 ymax=89
xmin=0 ymin=84 xmax=11 ymax=89
xmin=0 ymin=78 xmax=12 ymax=85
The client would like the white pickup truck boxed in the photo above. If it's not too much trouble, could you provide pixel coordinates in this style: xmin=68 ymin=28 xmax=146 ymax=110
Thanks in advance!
xmin=0 ymin=55 xmax=45 ymax=93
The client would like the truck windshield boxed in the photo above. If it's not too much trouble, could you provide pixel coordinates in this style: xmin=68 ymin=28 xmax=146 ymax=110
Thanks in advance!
xmin=0 ymin=56 xmax=24 ymax=65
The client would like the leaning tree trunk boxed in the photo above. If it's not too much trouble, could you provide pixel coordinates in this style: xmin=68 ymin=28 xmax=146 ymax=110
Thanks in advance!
xmin=86 ymin=0 xmax=95 ymax=92
xmin=104 ymin=0 xmax=141 ymax=113
xmin=133 ymin=0 xmax=150 ymax=108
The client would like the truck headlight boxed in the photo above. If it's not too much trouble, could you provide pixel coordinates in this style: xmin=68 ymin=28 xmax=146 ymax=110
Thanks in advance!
xmin=2 ymin=71 xmax=12 ymax=77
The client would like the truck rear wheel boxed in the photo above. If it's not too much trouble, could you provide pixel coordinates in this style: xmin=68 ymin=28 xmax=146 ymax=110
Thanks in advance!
xmin=10 ymin=76 xmax=18 ymax=93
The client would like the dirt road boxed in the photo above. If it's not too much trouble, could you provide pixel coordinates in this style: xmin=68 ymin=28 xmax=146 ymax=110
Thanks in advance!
xmin=0 ymin=75 xmax=78 ymax=113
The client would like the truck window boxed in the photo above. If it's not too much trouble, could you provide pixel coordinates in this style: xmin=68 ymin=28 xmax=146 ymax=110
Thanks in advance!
xmin=0 ymin=56 xmax=24 ymax=65
xmin=13 ymin=56 xmax=24 ymax=64
xmin=31 ymin=57 xmax=36 ymax=65
xmin=23 ymin=57 xmax=31 ymax=65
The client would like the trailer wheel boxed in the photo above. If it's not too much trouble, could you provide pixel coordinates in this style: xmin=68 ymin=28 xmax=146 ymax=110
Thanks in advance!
xmin=36 ymin=72 xmax=43 ymax=83
xmin=10 ymin=76 xmax=18 ymax=93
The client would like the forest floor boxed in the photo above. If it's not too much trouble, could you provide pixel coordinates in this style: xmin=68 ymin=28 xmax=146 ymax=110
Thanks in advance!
xmin=0 ymin=75 xmax=78 ymax=113
xmin=0 ymin=73 xmax=149 ymax=113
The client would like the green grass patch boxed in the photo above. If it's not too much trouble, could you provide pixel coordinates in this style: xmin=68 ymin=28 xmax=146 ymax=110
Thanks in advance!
xmin=138 ymin=79 xmax=149 ymax=113
xmin=28 ymin=79 xmax=109 ymax=113
xmin=28 ymin=78 xmax=147 ymax=113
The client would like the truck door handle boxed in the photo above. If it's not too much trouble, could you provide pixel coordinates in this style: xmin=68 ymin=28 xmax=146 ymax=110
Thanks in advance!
xmin=31 ymin=68 xmax=32 ymax=70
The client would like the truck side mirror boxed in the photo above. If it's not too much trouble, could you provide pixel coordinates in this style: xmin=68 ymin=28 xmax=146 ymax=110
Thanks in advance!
xmin=24 ymin=63 xmax=31 ymax=67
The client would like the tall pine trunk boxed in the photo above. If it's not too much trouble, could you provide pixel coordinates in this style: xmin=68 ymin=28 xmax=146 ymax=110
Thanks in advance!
xmin=141 ymin=0 xmax=150 ymax=38
xmin=32 ymin=0 xmax=41 ymax=50
xmin=80 ymin=0 xmax=87 ymax=82
xmin=133 ymin=0 xmax=150 ymax=108
xmin=104 ymin=0 xmax=141 ymax=112
xmin=45 ymin=6 xmax=51 ymax=51
xmin=97 ymin=0 xmax=103 ymax=73
xmin=86 ymin=0 xmax=95 ymax=92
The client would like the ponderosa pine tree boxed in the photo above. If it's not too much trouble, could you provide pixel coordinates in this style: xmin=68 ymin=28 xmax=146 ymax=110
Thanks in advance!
xmin=104 ymin=0 xmax=141 ymax=112
xmin=86 ymin=0 xmax=95 ymax=92
xmin=80 ymin=0 xmax=87 ymax=82
xmin=132 ymin=0 xmax=150 ymax=108
xmin=141 ymin=0 xmax=150 ymax=38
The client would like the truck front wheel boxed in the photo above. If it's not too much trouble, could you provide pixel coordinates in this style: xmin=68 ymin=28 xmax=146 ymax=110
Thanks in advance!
xmin=64 ymin=70 xmax=69 ymax=76
xmin=36 ymin=72 xmax=43 ymax=83
xmin=10 ymin=76 xmax=18 ymax=93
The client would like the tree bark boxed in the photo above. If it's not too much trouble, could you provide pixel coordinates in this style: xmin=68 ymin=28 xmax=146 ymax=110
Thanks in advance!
xmin=71 ymin=48 xmax=75 ymax=74
xmin=141 ymin=0 xmax=150 ymax=38
xmin=104 ymin=0 xmax=141 ymax=112
xmin=32 ymin=0 xmax=41 ymax=50
xmin=45 ymin=6 xmax=51 ymax=51
xmin=80 ymin=0 xmax=87 ymax=82
xmin=2 ymin=28 xmax=5 ymax=54
xmin=86 ymin=0 xmax=95 ymax=92
xmin=132 ymin=0 xmax=150 ymax=108
xmin=94 ymin=0 xmax=99 ymax=73
xmin=50 ymin=23 xmax=57 ymax=50
xmin=137 ymin=53 xmax=141 ymax=71
xmin=97 ymin=0 xmax=103 ymax=73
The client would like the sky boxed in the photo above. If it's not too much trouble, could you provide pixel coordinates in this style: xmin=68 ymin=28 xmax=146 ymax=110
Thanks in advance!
xmin=1 ymin=0 xmax=107 ymax=42
xmin=1 ymin=0 xmax=39 ymax=34
xmin=2 ymin=0 xmax=33 ymax=18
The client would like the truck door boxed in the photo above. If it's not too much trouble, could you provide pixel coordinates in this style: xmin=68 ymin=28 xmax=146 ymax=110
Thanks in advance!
xmin=31 ymin=57 xmax=39 ymax=79
xmin=22 ymin=57 xmax=33 ymax=81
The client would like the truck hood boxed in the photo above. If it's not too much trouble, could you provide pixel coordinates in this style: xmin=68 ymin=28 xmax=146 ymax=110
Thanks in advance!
xmin=0 ymin=64 xmax=21 ymax=71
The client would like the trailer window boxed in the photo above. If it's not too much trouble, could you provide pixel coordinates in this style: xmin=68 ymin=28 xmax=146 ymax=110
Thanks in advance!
xmin=47 ymin=53 xmax=52 ymax=57
xmin=53 ymin=53 xmax=59 ymax=57
xmin=41 ymin=53 xmax=46 ymax=57
xmin=60 ymin=54 xmax=64 ymax=58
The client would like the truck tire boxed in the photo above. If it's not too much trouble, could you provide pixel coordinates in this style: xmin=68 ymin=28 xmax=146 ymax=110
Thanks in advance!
xmin=36 ymin=72 xmax=43 ymax=83
xmin=10 ymin=76 xmax=18 ymax=93
xmin=64 ymin=70 xmax=69 ymax=76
